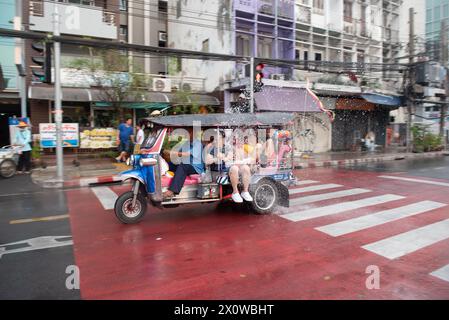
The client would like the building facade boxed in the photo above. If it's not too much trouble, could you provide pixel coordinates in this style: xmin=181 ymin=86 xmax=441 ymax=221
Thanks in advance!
xmin=0 ymin=0 xmax=21 ymax=145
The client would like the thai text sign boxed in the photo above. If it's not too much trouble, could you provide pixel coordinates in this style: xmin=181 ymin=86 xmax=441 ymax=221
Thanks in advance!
xmin=39 ymin=123 xmax=79 ymax=148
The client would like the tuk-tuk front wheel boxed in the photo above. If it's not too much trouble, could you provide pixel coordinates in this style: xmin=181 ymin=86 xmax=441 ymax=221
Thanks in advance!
xmin=250 ymin=179 xmax=278 ymax=214
xmin=0 ymin=159 xmax=17 ymax=178
xmin=114 ymin=191 xmax=147 ymax=224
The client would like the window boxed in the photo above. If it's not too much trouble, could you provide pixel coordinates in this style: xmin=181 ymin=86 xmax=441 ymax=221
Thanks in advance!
xmin=66 ymin=0 xmax=94 ymax=5
xmin=158 ymin=0 xmax=168 ymax=13
xmin=314 ymin=52 xmax=322 ymax=61
xmin=119 ymin=25 xmax=128 ymax=40
xmin=257 ymin=37 xmax=273 ymax=58
xmin=236 ymin=34 xmax=251 ymax=56
xmin=425 ymin=106 xmax=432 ymax=112
xmin=304 ymin=51 xmax=308 ymax=60
xmin=295 ymin=49 xmax=300 ymax=60
xmin=158 ymin=31 xmax=167 ymax=47
xmin=202 ymin=39 xmax=209 ymax=53
xmin=119 ymin=0 xmax=128 ymax=11
xmin=344 ymin=0 xmax=353 ymax=22
xmin=313 ymin=0 xmax=324 ymax=15
xmin=177 ymin=0 xmax=182 ymax=18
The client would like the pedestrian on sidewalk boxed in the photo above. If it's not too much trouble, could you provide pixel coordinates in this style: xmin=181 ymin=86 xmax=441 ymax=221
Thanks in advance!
xmin=14 ymin=121 xmax=32 ymax=174
xmin=116 ymin=118 xmax=133 ymax=162
xmin=133 ymin=121 xmax=145 ymax=155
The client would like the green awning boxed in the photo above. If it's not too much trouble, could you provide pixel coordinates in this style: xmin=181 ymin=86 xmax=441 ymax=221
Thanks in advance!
xmin=124 ymin=102 xmax=170 ymax=109
xmin=92 ymin=102 xmax=169 ymax=109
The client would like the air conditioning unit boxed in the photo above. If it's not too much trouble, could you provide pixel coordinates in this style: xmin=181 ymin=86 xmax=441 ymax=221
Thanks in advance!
xmin=152 ymin=78 xmax=171 ymax=92
xmin=270 ymin=74 xmax=285 ymax=80
xmin=260 ymin=4 xmax=273 ymax=15
xmin=159 ymin=31 xmax=167 ymax=42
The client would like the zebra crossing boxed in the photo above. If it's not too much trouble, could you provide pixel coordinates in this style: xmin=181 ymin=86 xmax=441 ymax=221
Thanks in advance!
xmin=285 ymin=179 xmax=449 ymax=283
xmin=89 ymin=179 xmax=449 ymax=284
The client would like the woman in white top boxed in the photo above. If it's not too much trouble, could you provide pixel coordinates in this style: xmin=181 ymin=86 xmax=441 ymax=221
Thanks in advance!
xmin=133 ymin=121 xmax=145 ymax=154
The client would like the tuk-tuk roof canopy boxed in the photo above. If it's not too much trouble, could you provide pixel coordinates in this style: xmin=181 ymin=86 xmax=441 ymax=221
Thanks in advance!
xmin=144 ymin=112 xmax=295 ymax=127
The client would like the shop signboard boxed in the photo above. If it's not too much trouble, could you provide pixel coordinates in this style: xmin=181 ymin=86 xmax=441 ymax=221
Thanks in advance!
xmin=39 ymin=123 xmax=79 ymax=148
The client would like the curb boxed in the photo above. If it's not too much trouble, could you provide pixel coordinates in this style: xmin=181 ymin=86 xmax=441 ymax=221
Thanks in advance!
xmin=64 ymin=175 xmax=123 ymax=188
xmin=294 ymin=152 xmax=446 ymax=169
xmin=32 ymin=174 xmax=123 ymax=189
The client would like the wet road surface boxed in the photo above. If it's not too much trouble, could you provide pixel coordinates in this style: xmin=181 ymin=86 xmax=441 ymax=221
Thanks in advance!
xmin=1 ymin=159 xmax=449 ymax=299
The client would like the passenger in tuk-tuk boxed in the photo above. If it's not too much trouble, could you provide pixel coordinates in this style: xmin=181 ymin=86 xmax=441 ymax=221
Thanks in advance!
xmin=162 ymin=128 xmax=204 ymax=199
xmin=206 ymin=131 xmax=253 ymax=203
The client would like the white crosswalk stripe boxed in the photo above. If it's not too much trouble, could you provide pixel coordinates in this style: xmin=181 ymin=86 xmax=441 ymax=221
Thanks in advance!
xmin=362 ymin=218 xmax=449 ymax=260
xmin=294 ymin=180 xmax=320 ymax=186
xmin=289 ymin=184 xmax=342 ymax=195
xmin=290 ymin=188 xmax=371 ymax=206
xmin=430 ymin=264 xmax=449 ymax=283
xmin=316 ymin=201 xmax=447 ymax=237
xmin=91 ymin=186 xmax=118 ymax=210
xmin=282 ymin=194 xmax=404 ymax=222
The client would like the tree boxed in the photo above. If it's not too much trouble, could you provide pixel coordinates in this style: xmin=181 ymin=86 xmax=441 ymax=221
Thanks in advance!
xmin=69 ymin=49 xmax=146 ymax=125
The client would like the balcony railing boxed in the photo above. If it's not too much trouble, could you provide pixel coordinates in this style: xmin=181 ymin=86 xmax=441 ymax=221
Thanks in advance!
xmin=29 ymin=1 xmax=44 ymax=17
xmin=297 ymin=7 xmax=311 ymax=24
xmin=102 ymin=11 xmax=115 ymax=26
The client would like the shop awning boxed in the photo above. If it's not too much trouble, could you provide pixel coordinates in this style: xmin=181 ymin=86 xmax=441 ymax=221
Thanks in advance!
xmin=361 ymin=93 xmax=403 ymax=107
xmin=28 ymin=86 xmax=220 ymax=106
xmin=28 ymin=86 xmax=91 ymax=101
xmin=254 ymin=86 xmax=324 ymax=112
xmin=124 ymin=102 xmax=170 ymax=109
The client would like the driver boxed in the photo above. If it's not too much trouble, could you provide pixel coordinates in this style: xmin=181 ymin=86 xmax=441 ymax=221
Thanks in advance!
xmin=162 ymin=128 xmax=204 ymax=199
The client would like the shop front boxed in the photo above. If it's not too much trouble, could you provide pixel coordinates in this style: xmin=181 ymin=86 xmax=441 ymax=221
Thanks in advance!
xmin=331 ymin=95 xmax=401 ymax=152
xmin=28 ymin=86 xmax=221 ymax=153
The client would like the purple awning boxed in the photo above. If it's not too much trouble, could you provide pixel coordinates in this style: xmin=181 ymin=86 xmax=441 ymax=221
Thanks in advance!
xmin=254 ymin=86 xmax=323 ymax=112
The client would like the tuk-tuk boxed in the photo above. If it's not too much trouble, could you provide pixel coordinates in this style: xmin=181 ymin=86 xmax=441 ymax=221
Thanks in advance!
xmin=114 ymin=112 xmax=296 ymax=224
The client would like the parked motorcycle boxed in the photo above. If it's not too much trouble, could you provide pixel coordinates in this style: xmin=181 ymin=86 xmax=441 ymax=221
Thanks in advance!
xmin=0 ymin=145 xmax=20 ymax=178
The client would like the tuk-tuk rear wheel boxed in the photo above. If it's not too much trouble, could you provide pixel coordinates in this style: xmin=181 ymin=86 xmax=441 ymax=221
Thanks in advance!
xmin=114 ymin=191 xmax=147 ymax=224
xmin=0 ymin=159 xmax=17 ymax=178
xmin=250 ymin=179 xmax=278 ymax=214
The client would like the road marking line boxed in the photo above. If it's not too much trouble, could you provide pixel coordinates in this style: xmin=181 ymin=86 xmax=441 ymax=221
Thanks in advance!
xmin=362 ymin=218 xmax=449 ymax=260
xmin=430 ymin=264 xmax=449 ymax=283
xmin=379 ymin=175 xmax=449 ymax=187
xmin=292 ymin=180 xmax=319 ymax=186
xmin=282 ymin=194 xmax=404 ymax=222
xmin=9 ymin=214 xmax=70 ymax=225
xmin=316 ymin=201 xmax=446 ymax=237
xmin=0 ymin=236 xmax=73 ymax=259
xmin=289 ymin=184 xmax=342 ymax=195
xmin=91 ymin=186 xmax=118 ymax=210
xmin=290 ymin=188 xmax=371 ymax=206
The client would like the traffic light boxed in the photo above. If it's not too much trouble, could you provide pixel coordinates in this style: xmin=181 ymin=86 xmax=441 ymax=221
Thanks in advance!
xmin=254 ymin=61 xmax=265 ymax=92
xmin=31 ymin=41 xmax=52 ymax=83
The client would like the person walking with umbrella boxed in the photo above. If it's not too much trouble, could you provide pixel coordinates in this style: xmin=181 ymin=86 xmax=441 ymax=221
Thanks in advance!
xmin=14 ymin=121 xmax=32 ymax=174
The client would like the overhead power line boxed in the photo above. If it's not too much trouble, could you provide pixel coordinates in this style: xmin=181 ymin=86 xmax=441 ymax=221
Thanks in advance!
xmin=0 ymin=27 xmax=410 ymax=74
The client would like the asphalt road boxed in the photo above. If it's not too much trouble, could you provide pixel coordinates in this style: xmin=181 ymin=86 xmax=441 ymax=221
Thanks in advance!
xmin=1 ymin=155 xmax=449 ymax=299
xmin=0 ymin=175 xmax=80 ymax=300
xmin=344 ymin=155 xmax=449 ymax=180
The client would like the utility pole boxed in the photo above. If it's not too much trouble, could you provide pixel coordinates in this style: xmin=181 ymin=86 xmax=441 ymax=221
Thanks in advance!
xmin=440 ymin=20 xmax=448 ymax=147
xmin=249 ymin=56 xmax=254 ymax=113
xmin=406 ymin=7 xmax=415 ymax=153
xmin=14 ymin=0 xmax=26 ymax=118
xmin=53 ymin=7 xmax=63 ymax=181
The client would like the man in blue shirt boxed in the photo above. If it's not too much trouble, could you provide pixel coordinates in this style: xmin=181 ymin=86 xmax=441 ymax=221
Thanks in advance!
xmin=116 ymin=118 xmax=134 ymax=162
xmin=162 ymin=130 xmax=204 ymax=199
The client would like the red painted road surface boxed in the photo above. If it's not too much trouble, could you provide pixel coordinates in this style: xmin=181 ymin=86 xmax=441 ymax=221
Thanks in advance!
xmin=66 ymin=168 xmax=449 ymax=299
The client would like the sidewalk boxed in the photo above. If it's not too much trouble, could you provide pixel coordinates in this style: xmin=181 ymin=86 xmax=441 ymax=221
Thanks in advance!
xmin=294 ymin=150 xmax=448 ymax=169
xmin=31 ymin=156 xmax=128 ymax=188
xmin=31 ymin=150 xmax=449 ymax=189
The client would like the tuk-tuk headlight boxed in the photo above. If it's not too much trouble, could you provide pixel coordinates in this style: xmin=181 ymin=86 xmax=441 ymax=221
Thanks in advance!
xmin=139 ymin=157 xmax=157 ymax=166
